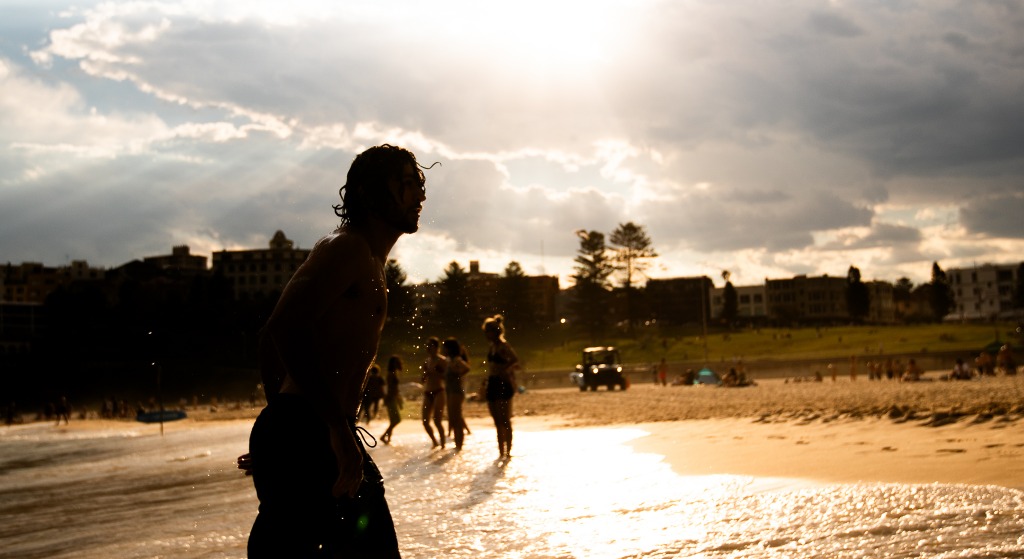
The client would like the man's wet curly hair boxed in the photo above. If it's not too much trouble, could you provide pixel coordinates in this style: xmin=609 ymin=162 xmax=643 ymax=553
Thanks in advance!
xmin=333 ymin=144 xmax=428 ymax=227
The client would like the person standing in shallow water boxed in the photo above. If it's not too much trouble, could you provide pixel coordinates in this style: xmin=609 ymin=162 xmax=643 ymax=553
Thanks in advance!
xmin=483 ymin=315 xmax=518 ymax=459
xmin=361 ymin=364 xmax=386 ymax=424
xmin=442 ymin=338 xmax=471 ymax=451
xmin=381 ymin=355 xmax=404 ymax=445
xmin=245 ymin=144 xmax=430 ymax=558
xmin=420 ymin=337 xmax=447 ymax=448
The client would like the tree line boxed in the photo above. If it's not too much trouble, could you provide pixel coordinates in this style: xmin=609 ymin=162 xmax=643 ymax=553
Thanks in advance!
xmin=7 ymin=224 xmax=1021 ymax=406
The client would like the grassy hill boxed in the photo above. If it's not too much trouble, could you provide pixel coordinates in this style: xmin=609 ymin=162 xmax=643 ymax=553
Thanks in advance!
xmin=380 ymin=321 xmax=1022 ymax=377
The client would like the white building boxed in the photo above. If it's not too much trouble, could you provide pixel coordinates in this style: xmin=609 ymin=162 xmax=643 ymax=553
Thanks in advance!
xmin=710 ymin=284 xmax=768 ymax=321
xmin=946 ymin=263 xmax=1021 ymax=321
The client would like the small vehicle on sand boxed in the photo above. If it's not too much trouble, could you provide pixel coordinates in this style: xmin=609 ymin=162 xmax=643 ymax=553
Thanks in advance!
xmin=570 ymin=346 xmax=629 ymax=391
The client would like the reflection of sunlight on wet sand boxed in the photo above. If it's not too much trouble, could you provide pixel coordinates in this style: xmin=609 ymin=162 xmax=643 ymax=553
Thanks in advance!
xmin=3 ymin=420 xmax=1022 ymax=558
xmin=377 ymin=425 xmax=788 ymax=558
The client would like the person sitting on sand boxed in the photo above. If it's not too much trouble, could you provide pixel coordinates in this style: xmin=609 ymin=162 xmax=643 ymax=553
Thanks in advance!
xmin=902 ymin=359 xmax=923 ymax=382
xmin=976 ymin=351 xmax=994 ymax=376
xmin=997 ymin=345 xmax=1017 ymax=375
xmin=949 ymin=358 xmax=972 ymax=381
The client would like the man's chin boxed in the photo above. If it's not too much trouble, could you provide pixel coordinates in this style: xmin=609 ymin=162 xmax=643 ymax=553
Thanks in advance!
xmin=381 ymin=209 xmax=420 ymax=233
xmin=398 ymin=218 xmax=420 ymax=234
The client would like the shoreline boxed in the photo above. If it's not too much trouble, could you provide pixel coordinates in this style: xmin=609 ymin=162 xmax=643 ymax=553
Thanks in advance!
xmin=10 ymin=375 xmax=1024 ymax=489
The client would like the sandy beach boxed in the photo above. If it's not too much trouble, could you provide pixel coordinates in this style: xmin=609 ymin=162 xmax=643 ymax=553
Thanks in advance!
xmin=95 ymin=372 xmax=1024 ymax=489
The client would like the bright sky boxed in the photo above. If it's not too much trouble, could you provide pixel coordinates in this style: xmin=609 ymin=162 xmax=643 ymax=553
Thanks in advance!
xmin=2 ymin=0 xmax=1022 ymax=288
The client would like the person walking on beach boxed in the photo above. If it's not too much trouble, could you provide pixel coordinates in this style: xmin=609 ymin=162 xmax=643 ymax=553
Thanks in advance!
xmin=381 ymin=355 xmax=404 ymax=445
xmin=657 ymin=357 xmax=668 ymax=386
xmin=421 ymin=337 xmax=447 ymax=448
xmin=483 ymin=315 xmax=519 ymax=459
xmin=361 ymin=363 xmax=386 ymax=424
xmin=54 ymin=396 xmax=71 ymax=426
xmin=246 ymin=144 xmax=429 ymax=558
xmin=442 ymin=338 xmax=471 ymax=451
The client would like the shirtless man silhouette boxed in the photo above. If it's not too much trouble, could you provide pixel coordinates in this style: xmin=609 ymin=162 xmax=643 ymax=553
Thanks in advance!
xmin=246 ymin=144 xmax=428 ymax=558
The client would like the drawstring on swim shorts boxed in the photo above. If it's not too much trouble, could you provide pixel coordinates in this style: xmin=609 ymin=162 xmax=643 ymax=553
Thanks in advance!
xmin=354 ymin=425 xmax=377 ymax=448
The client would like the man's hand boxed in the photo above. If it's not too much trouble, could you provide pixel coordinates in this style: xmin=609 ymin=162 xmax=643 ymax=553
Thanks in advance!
xmin=329 ymin=424 xmax=364 ymax=498
xmin=237 ymin=453 xmax=253 ymax=476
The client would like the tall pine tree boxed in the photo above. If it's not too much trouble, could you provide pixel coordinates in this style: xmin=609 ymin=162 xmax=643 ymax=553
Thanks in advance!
xmin=436 ymin=261 xmax=473 ymax=329
xmin=609 ymin=222 xmax=657 ymax=335
xmin=929 ymin=262 xmax=954 ymax=322
xmin=499 ymin=261 xmax=534 ymax=326
xmin=571 ymin=230 xmax=615 ymax=342
xmin=846 ymin=265 xmax=871 ymax=322
xmin=721 ymin=270 xmax=738 ymax=327
xmin=384 ymin=259 xmax=416 ymax=321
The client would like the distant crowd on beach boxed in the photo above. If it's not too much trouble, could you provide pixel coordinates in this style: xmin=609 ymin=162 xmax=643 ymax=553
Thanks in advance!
xmin=2 ymin=391 xmax=269 ymax=428
xmin=4 ymin=396 xmax=73 ymax=426
xmin=786 ymin=343 xmax=1019 ymax=384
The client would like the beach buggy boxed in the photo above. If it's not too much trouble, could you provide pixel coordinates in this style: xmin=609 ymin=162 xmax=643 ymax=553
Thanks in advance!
xmin=570 ymin=346 xmax=629 ymax=391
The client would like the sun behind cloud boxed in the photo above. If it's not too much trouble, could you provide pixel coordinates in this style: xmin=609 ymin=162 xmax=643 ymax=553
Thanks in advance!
xmin=437 ymin=0 xmax=631 ymax=75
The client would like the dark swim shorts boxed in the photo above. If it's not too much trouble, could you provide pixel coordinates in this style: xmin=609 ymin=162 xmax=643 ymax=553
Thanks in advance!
xmin=248 ymin=393 xmax=401 ymax=558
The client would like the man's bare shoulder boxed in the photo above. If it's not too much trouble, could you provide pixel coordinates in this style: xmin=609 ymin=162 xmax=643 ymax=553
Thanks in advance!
xmin=312 ymin=229 xmax=371 ymax=258
xmin=297 ymin=230 xmax=375 ymax=276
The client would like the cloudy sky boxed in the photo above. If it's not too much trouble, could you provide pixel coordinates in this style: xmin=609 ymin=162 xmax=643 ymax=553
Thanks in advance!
xmin=2 ymin=0 xmax=1022 ymax=289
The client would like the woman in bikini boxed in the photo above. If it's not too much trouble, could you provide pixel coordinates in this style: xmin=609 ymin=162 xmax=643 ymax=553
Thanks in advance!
xmin=442 ymin=338 xmax=471 ymax=451
xmin=482 ymin=315 xmax=518 ymax=458
xmin=420 ymin=337 xmax=447 ymax=448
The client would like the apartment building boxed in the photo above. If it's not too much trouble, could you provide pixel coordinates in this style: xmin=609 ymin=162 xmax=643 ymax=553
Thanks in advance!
xmin=211 ymin=231 xmax=310 ymax=301
xmin=710 ymin=284 xmax=768 ymax=321
xmin=947 ymin=263 xmax=1021 ymax=321
xmin=143 ymin=245 xmax=207 ymax=273
xmin=766 ymin=274 xmax=848 ymax=323
xmin=2 ymin=260 xmax=104 ymax=304
xmin=645 ymin=276 xmax=712 ymax=325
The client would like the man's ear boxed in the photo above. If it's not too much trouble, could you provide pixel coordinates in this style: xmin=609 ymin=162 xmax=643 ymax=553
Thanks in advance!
xmin=371 ymin=177 xmax=403 ymax=213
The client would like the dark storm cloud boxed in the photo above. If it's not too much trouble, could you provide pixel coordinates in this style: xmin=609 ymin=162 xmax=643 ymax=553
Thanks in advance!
xmin=643 ymin=187 xmax=874 ymax=253
xmin=817 ymin=222 xmax=923 ymax=254
xmin=852 ymin=223 xmax=922 ymax=248
xmin=960 ymin=193 xmax=1024 ymax=239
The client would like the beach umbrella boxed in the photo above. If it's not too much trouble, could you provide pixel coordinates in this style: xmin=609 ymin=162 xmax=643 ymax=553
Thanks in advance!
xmin=695 ymin=368 xmax=721 ymax=385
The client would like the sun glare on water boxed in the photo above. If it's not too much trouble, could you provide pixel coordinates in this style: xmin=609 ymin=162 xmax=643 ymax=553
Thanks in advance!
xmin=381 ymin=425 xmax=749 ymax=558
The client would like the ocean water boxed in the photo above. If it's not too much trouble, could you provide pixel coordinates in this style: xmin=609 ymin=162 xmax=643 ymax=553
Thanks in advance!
xmin=2 ymin=419 xmax=1023 ymax=559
